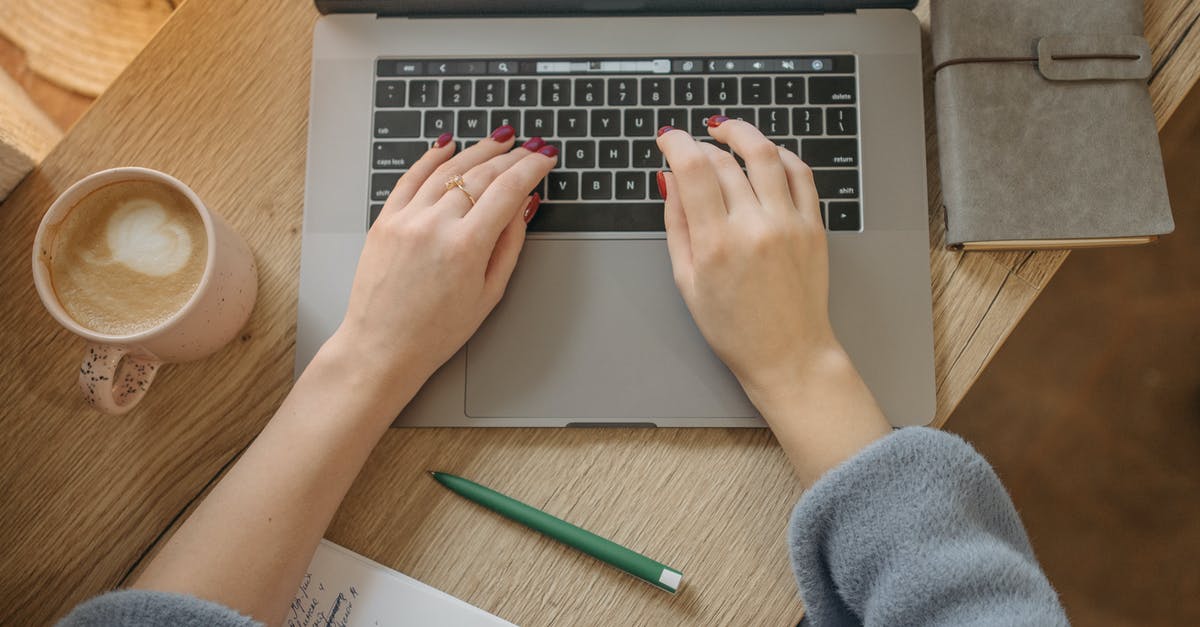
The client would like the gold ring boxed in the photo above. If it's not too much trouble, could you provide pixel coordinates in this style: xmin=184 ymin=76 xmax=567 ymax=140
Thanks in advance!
xmin=444 ymin=174 xmax=476 ymax=206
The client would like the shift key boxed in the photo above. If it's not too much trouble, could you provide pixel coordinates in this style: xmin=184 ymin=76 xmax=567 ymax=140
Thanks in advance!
xmin=802 ymin=138 xmax=858 ymax=167
xmin=813 ymin=170 xmax=859 ymax=199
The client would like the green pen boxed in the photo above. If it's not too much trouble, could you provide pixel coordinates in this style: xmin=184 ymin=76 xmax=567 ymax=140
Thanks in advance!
xmin=429 ymin=471 xmax=683 ymax=594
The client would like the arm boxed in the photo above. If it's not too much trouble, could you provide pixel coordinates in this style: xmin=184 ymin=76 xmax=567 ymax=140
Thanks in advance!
xmin=656 ymin=119 xmax=1067 ymax=624
xmin=125 ymin=129 xmax=557 ymax=625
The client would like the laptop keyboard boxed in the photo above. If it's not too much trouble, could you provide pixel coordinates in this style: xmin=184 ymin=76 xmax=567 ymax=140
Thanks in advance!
xmin=369 ymin=57 xmax=861 ymax=233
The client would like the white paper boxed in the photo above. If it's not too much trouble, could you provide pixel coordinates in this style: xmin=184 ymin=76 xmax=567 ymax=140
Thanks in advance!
xmin=287 ymin=539 xmax=515 ymax=627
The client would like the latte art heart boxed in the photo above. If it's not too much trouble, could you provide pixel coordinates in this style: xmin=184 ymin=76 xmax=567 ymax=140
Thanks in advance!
xmin=49 ymin=179 xmax=208 ymax=336
xmin=106 ymin=199 xmax=195 ymax=276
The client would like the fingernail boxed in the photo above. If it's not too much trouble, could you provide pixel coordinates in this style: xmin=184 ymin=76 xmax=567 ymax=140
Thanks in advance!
xmin=538 ymin=144 xmax=559 ymax=158
xmin=657 ymin=125 xmax=674 ymax=137
xmin=523 ymin=192 xmax=542 ymax=224
xmin=434 ymin=132 xmax=453 ymax=148
xmin=490 ymin=124 xmax=515 ymax=142
xmin=707 ymin=115 xmax=730 ymax=128
xmin=656 ymin=171 xmax=668 ymax=200
xmin=522 ymin=136 xmax=546 ymax=151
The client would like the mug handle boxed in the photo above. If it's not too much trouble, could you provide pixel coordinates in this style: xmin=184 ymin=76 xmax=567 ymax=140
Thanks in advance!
xmin=79 ymin=344 xmax=162 ymax=415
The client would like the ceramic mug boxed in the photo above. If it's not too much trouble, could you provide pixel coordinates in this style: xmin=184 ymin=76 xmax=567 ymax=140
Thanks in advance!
xmin=32 ymin=167 xmax=257 ymax=414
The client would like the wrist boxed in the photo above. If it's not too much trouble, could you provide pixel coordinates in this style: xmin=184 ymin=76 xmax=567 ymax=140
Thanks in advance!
xmin=307 ymin=330 xmax=427 ymax=420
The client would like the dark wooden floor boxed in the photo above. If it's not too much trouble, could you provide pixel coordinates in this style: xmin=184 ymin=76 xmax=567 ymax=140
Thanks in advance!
xmin=5 ymin=28 xmax=1199 ymax=627
xmin=946 ymin=89 xmax=1200 ymax=626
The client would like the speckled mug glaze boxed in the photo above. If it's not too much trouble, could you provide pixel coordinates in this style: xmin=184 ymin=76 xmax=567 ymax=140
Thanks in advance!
xmin=32 ymin=167 xmax=257 ymax=415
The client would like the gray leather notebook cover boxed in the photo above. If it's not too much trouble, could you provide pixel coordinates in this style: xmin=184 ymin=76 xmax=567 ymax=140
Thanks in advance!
xmin=932 ymin=0 xmax=1174 ymax=250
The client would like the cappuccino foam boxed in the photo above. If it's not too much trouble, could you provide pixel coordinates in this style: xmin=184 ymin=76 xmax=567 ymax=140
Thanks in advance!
xmin=48 ymin=179 xmax=207 ymax=336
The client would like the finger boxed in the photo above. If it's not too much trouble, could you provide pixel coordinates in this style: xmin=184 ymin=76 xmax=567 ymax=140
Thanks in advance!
xmin=483 ymin=195 xmax=536 ymax=302
xmin=465 ymin=145 xmax=558 ymax=242
xmin=659 ymin=171 xmax=694 ymax=296
xmin=706 ymin=118 xmax=794 ymax=213
xmin=382 ymin=134 xmax=456 ymax=213
xmin=657 ymin=127 xmax=727 ymax=239
xmin=437 ymin=137 xmax=548 ymax=217
xmin=777 ymin=147 xmax=821 ymax=224
xmin=411 ymin=124 xmax=517 ymax=206
xmin=698 ymin=143 xmax=757 ymax=211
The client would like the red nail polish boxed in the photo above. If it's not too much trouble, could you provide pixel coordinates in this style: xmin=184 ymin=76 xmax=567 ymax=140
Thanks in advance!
xmin=656 ymin=171 xmax=668 ymax=200
xmin=490 ymin=124 xmax=515 ymax=142
xmin=538 ymin=145 xmax=559 ymax=158
xmin=657 ymin=125 xmax=674 ymax=137
xmin=707 ymin=115 xmax=730 ymax=128
xmin=434 ymin=132 xmax=453 ymax=148
xmin=522 ymin=136 xmax=546 ymax=151
xmin=524 ymin=192 xmax=542 ymax=224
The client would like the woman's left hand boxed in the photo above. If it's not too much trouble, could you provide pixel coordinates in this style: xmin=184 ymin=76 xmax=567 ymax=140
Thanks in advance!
xmin=329 ymin=128 xmax=558 ymax=399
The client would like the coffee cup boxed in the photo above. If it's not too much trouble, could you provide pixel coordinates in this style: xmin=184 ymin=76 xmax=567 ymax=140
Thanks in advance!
xmin=32 ymin=167 xmax=257 ymax=414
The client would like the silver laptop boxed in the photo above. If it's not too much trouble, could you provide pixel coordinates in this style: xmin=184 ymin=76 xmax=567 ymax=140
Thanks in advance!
xmin=297 ymin=0 xmax=935 ymax=427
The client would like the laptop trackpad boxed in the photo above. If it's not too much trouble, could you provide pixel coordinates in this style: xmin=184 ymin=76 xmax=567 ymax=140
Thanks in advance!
xmin=465 ymin=239 xmax=756 ymax=420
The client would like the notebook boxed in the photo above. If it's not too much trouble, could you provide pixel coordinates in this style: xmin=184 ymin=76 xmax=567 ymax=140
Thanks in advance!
xmin=932 ymin=0 xmax=1175 ymax=250
xmin=288 ymin=540 xmax=513 ymax=627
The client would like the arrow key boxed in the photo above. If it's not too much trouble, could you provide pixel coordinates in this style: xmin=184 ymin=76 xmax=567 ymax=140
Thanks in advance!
xmin=827 ymin=201 xmax=861 ymax=231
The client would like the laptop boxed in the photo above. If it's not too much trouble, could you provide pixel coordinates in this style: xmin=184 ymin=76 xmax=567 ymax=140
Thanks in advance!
xmin=297 ymin=0 xmax=935 ymax=427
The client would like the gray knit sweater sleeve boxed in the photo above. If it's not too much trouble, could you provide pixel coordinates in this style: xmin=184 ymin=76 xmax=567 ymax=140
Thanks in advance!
xmin=57 ymin=589 xmax=260 ymax=627
xmin=789 ymin=427 xmax=1069 ymax=626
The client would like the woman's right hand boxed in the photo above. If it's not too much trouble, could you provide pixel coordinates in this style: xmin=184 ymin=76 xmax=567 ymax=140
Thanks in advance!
xmin=657 ymin=118 xmax=892 ymax=485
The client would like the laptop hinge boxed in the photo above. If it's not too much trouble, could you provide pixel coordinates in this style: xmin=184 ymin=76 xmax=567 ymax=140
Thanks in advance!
xmin=315 ymin=1 xmax=918 ymax=17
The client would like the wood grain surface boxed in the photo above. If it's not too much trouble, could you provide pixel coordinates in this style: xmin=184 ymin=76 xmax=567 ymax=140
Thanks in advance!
xmin=0 ymin=1 xmax=1196 ymax=625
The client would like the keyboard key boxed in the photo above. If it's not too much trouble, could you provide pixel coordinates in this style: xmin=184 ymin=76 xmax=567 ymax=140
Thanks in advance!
xmin=581 ymin=172 xmax=612 ymax=199
xmin=524 ymin=110 xmax=554 ymax=136
xmin=648 ymin=172 xmax=663 ymax=200
xmin=566 ymin=141 xmax=596 ymax=168
xmin=377 ymin=60 xmax=423 ymax=76
xmin=803 ymin=138 xmax=858 ymax=167
xmin=615 ymin=171 xmax=646 ymax=199
xmin=793 ymin=108 xmax=823 ymax=135
xmin=371 ymin=172 xmax=402 ymax=201
xmin=632 ymin=140 xmax=663 ymax=168
xmin=760 ymin=108 xmax=789 ymax=136
xmin=772 ymin=138 xmax=799 ymax=155
xmin=490 ymin=110 xmax=520 ymax=130
xmin=547 ymin=171 xmax=579 ymax=200
xmin=373 ymin=141 xmax=426 ymax=169
xmin=819 ymin=201 xmax=826 ymax=227
xmin=409 ymin=81 xmax=438 ymax=107
xmin=708 ymin=77 xmax=738 ymax=106
xmin=726 ymin=108 xmax=755 ymax=125
xmin=741 ymin=77 xmax=772 ymax=104
xmin=673 ymin=59 xmax=703 ymax=73
xmin=826 ymin=107 xmax=857 ymax=135
xmin=775 ymin=77 xmax=805 ymax=104
xmin=813 ymin=170 xmax=859 ymax=199
xmin=575 ymin=78 xmax=604 ymax=105
xmin=508 ymin=79 xmax=537 ymax=106
xmin=599 ymin=140 xmax=629 ymax=168
xmin=527 ymin=202 xmax=666 ymax=232
xmin=543 ymin=79 xmax=571 ymax=106
xmin=827 ymin=201 xmax=861 ymax=231
xmin=429 ymin=61 xmax=454 ymax=76
xmin=557 ymin=110 xmax=588 ymax=137
xmin=489 ymin=60 xmax=520 ymax=75
xmin=624 ymin=109 xmax=655 ymax=136
xmin=374 ymin=111 xmax=421 ymax=138
xmin=608 ymin=78 xmax=638 ymax=106
xmin=457 ymin=110 xmax=489 ymax=137
xmin=641 ymin=78 xmax=671 ymax=105
xmin=675 ymin=77 xmax=704 ymax=105
xmin=475 ymin=80 xmax=505 ymax=106
xmin=375 ymin=81 xmax=406 ymax=107
xmin=809 ymin=76 xmax=856 ymax=104
xmin=657 ymin=108 xmax=688 ymax=133
xmin=443 ymin=80 xmax=472 ymax=107
xmin=590 ymin=110 xmax=621 ymax=137
xmin=369 ymin=203 xmax=384 ymax=227
xmin=423 ymin=111 xmax=453 ymax=137
xmin=691 ymin=108 xmax=720 ymax=134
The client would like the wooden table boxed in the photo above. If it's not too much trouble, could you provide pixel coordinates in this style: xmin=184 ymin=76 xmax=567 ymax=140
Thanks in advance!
xmin=2 ymin=2 xmax=1197 ymax=624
